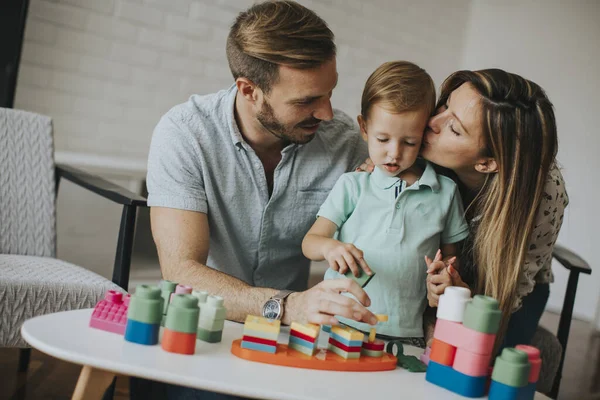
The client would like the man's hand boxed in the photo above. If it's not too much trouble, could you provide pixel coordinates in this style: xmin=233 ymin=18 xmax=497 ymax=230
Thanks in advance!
xmin=323 ymin=240 xmax=372 ymax=277
xmin=284 ymin=279 xmax=378 ymax=326
xmin=355 ymin=157 xmax=375 ymax=172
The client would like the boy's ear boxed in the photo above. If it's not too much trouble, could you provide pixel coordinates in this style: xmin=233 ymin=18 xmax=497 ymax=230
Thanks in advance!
xmin=236 ymin=78 xmax=261 ymax=103
xmin=357 ymin=115 xmax=367 ymax=141
xmin=474 ymin=157 xmax=498 ymax=174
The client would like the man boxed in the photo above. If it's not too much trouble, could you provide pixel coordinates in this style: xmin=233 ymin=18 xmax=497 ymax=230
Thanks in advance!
xmin=147 ymin=0 xmax=376 ymax=329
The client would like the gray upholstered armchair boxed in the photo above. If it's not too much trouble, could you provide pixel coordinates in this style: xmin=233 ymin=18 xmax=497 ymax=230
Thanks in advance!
xmin=0 ymin=107 xmax=147 ymax=373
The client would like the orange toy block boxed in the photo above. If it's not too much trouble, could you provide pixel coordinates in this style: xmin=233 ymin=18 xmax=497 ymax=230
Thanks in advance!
xmin=433 ymin=319 xmax=495 ymax=355
xmin=453 ymin=347 xmax=492 ymax=377
xmin=430 ymin=338 xmax=456 ymax=366
xmin=162 ymin=329 xmax=197 ymax=355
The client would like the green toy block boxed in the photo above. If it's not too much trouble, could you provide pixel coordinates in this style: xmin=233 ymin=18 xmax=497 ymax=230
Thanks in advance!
xmin=344 ymin=267 xmax=375 ymax=288
xmin=164 ymin=294 xmax=200 ymax=334
xmin=159 ymin=280 xmax=177 ymax=314
xmin=198 ymin=317 xmax=225 ymax=331
xmin=192 ymin=290 xmax=209 ymax=305
xmin=200 ymin=295 xmax=227 ymax=320
xmin=328 ymin=343 xmax=360 ymax=359
xmin=197 ymin=327 xmax=223 ymax=343
xmin=361 ymin=348 xmax=383 ymax=358
xmin=127 ymin=285 xmax=163 ymax=324
xmin=491 ymin=348 xmax=531 ymax=387
xmin=463 ymin=295 xmax=501 ymax=334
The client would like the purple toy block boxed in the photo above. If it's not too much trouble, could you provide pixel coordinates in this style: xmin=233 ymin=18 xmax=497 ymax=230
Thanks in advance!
xmin=170 ymin=284 xmax=193 ymax=303
xmin=420 ymin=346 xmax=431 ymax=366
xmin=90 ymin=290 xmax=130 ymax=335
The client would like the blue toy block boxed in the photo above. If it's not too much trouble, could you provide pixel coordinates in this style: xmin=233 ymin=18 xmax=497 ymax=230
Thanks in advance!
xmin=322 ymin=325 xmax=331 ymax=333
xmin=488 ymin=380 xmax=535 ymax=400
xmin=124 ymin=319 xmax=160 ymax=345
xmin=289 ymin=335 xmax=315 ymax=349
xmin=426 ymin=360 xmax=487 ymax=398
xmin=330 ymin=332 xmax=363 ymax=348
xmin=241 ymin=340 xmax=277 ymax=354
xmin=518 ymin=382 xmax=536 ymax=400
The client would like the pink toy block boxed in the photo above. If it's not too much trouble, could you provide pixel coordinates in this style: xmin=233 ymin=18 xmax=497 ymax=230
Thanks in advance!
xmin=516 ymin=345 xmax=542 ymax=383
xmin=420 ymin=346 xmax=431 ymax=365
xmin=433 ymin=318 xmax=495 ymax=355
xmin=453 ymin=347 xmax=492 ymax=377
xmin=170 ymin=284 xmax=192 ymax=302
xmin=90 ymin=290 xmax=129 ymax=335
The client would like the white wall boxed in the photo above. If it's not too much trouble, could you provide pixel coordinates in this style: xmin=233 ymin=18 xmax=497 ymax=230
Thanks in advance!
xmin=462 ymin=1 xmax=600 ymax=321
xmin=14 ymin=0 xmax=470 ymax=279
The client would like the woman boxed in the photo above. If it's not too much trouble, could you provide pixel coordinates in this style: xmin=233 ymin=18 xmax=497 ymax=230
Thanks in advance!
xmin=421 ymin=69 xmax=568 ymax=348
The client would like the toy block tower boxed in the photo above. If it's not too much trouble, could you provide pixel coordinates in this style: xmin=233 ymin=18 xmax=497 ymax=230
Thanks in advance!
xmin=288 ymin=322 xmax=320 ymax=356
xmin=171 ymin=284 xmax=193 ymax=302
xmin=90 ymin=290 xmax=130 ymax=335
xmin=328 ymin=325 xmax=364 ymax=359
xmin=196 ymin=294 xmax=227 ymax=343
xmin=488 ymin=346 xmax=539 ymax=400
xmin=124 ymin=285 xmax=164 ymax=345
xmin=159 ymin=280 xmax=177 ymax=326
xmin=241 ymin=315 xmax=281 ymax=354
xmin=425 ymin=287 xmax=502 ymax=398
xmin=162 ymin=294 xmax=200 ymax=355
xmin=361 ymin=314 xmax=387 ymax=358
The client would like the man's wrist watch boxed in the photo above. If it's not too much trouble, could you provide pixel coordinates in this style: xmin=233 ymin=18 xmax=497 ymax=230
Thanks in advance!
xmin=262 ymin=290 xmax=293 ymax=321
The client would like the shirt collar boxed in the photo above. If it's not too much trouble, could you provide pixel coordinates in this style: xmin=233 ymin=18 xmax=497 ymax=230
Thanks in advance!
xmin=371 ymin=166 xmax=402 ymax=189
xmin=371 ymin=158 xmax=440 ymax=192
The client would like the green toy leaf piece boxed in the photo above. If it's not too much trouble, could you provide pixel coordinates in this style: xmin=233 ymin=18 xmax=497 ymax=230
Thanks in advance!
xmin=385 ymin=340 xmax=427 ymax=373
xmin=343 ymin=267 xmax=375 ymax=288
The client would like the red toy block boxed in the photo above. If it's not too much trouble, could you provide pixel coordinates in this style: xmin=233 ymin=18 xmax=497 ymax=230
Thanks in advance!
xmin=433 ymin=319 xmax=495 ymax=355
xmin=242 ymin=335 xmax=278 ymax=347
xmin=290 ymin=329 xmax=316 ymax=343
xmin=453 ymin=347 xmax=492 ymax=377
xmin=90 ymin=290 xmax=129 ymax=335
xmin=162 ymin=328 xmax=197 ymax=355
xmin=362 ymin=339 xmax=385 ymax=351
xmin=516 ymin=345 xmax=542 ymax=383
xmin=430 ymin=338 xmax=456 ymax=366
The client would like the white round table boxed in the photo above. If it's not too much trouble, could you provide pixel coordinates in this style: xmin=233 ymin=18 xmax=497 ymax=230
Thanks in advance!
xmin=21 ymin=309 xmax=549 ymax=400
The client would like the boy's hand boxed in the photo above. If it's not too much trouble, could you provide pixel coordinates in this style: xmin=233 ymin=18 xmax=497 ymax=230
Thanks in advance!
xmin=424 ymin=249 xmax=457 ymax=307
xmin=324 ymin=241 xmax=372 ymax=277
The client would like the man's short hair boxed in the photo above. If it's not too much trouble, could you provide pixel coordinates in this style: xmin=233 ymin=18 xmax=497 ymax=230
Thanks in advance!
xmin=226 ymin=0 xmax=336 ymax=93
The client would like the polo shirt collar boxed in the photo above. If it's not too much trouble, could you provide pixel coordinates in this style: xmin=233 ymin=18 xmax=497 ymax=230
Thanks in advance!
xmin=371 ymin=166 xmax=401 ymax=189
xmin=371 ymin=158 xmax=440 ymax=192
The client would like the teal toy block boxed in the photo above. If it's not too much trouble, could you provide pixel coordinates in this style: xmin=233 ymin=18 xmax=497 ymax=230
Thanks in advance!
xmin=322 ymin=325 xmax=332 ymax=333
xmin=491 ymin=348 xmax=530 ymax=388
xmin=197 ymin=327 xmax=223 ymax=343
xmin=127 ymin=285 xmax=163 ymax=325
xmin=344 ymin=267 xmax=375 ymax=288
xmin=164 ymin=294 xmax=200 ymax=334
xmin=463 ymin=295 xmax=502 ymax=334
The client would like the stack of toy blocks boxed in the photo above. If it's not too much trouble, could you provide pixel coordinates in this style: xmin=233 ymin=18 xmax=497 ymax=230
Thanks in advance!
xmin=196 ymin=292 xmax=227 ymax=343
xmin=162 ymin=294 xmax=200 ymax=355
xmin=124 ymin=285 xmax=164 ymax=345
xmin=171 ymin=284 xmax=193 ymax=301
xmin=90 ymin=290 xmax=130 ymax=335
xmin=241 ymin=315 xmax=281 ymax=354
xmin=488 ymin=345 xmax=540 ymax=400
xmin=288 ymin=322 xmax=320 ymax=356
xmin=426 ymin=287 xmax=501 ymax=398
xmin=328 ymin=325 xmax=364 ymax=359
xmin=361 ymin=314 xmax=387 ymax=358
xmin=159 ymin=280 xmax=177 ymax=326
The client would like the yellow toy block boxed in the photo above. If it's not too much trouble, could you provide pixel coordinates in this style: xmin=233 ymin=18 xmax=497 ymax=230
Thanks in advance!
xmin=290 ymin=322 xmax=320 ymax=339
xmin=331 ymin=325 xmax=364 ymax=342
xmin=244 ymin=315 xmax=281 ymax=334
xmin=368 ymin=315 xmax=388 ymax=343
xmin=369 ymin=328 xmax=376 ymax=343
xmin=375 ymin=314 xmax=389 ymax=322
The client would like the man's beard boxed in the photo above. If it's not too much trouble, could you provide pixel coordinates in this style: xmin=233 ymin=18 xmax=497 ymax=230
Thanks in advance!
xmin=256 ymin=99 xmax=321 ymax=145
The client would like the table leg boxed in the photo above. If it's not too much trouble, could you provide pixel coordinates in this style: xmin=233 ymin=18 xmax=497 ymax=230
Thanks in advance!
xmin=72 ymin=365 xmax=116 ymax=400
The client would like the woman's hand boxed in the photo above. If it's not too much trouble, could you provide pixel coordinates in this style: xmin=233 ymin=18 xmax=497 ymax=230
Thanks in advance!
xmin=355 ymin=158 xmax=375 ymax=172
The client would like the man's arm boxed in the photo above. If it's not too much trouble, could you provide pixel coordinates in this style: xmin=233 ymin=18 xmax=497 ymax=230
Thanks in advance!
xmin=151 ymin=206 xmax=378 ymax=326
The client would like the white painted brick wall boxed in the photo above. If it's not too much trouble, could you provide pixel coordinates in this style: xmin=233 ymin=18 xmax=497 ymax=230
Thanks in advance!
xmin=14 ymin=0 xmax=471 ymax=278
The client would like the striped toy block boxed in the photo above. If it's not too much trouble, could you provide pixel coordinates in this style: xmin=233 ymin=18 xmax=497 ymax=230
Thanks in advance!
xmin=433 ymin=318 xmax=495 ymax=355
xmin=289 ymin=334 xmax=316 ymax=350
xmin=330 ymin=325 xmax=364 ymax=342
xmin=329 ymin=337 xmax=362 ymax=353
xmin=328 ymin=343 xmax=361 ymax=359
xmin=330 ymin=332 xmax=363 ymax=348
xmin=244 ymin=315 xmax=281 ymax=335
xmin=453 ymin=347 xmax=492 ymax=377
xmin=243 ymin=335 xmax=277 ymax=347
xmin=290 ymin=322 xmax=320 ymax=339
xmin=362 ymin=339 xmax=385 ymax=351
xmin=241 ymin=340 xmax=276 ymax=354
xmin=361 ymin=348 xmax=383 ymax=358
xmin=289 ymin=341 xmax=316 ymax=356
xmin=242 ymin=327 xmax=279 ymax=342
xmin=290 ymin=329 xmax=317 ymax=344
xmin=426 ymin=360 xmax=487 ymax=398
xmin=430 ymin=338 xmax=456 ymax=366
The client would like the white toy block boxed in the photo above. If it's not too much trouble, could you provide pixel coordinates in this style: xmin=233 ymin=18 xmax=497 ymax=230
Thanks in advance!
xmin=436 ymin=286 xmax=471 ymax=322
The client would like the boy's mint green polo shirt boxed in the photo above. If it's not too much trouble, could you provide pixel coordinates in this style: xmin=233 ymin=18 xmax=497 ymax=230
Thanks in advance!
xmin=320 ymin=159 xmax=469 ymax=338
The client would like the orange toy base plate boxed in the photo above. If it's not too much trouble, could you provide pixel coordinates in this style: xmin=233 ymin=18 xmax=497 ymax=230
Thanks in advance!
xmin=230 ymin=339 xmax=397 ymax=372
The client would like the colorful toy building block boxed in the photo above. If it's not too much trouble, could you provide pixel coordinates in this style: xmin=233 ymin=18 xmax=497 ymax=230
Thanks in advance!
xmin=159 ymin=279 xmax=177 ymax=326
xmin=453 ymin=347 xmax=492 ymax=377
xmin=90 ymin=290 xmax=129 ymax=335
xmin=361 ymin=339 xmax=384 ymax=357
xmin=321 ymin=325 xmax=332 ymax=333
xmin=125 ymin=285 xmax=163 ymax=345
xmin=385 ymin=341 xmax=427 ymax=372
xmin=426 ymin=360 xmax=487 ymax=398
xmin=513 ymin=345 xmax=541 ymax=400
xmin=463 ymin=295 xmax=502 ymax=334
xmin=241 ymin=315 xmax=280 ymax=354
xmin=488 ymin=348 xmax=531 ymax=399
xmin=289 ymin=322 xmax=319 ymax=356
xmin=170 ymin=284 xmax=193 ymax=302
xmin=328 ymin=326 xmax=364 ymax=359
xmin=420 ymin=346 xmax=431 ymax=366
xmin=344 ymin=266 xmax=375 ymax=288
xmin=197 ymin=295 xmax=226 ymax=343
xmin=430 ymin=338 xmax=456 ymax=366
xmin=433 ymin=318 xmax=496 ymax=355
xmin=162 ymin=294 xmax=200 ymax=355
xmin=436 ymin=286 xmax=472 ymax=322
xmin=367 ymin=314 xmax=388 ymax=343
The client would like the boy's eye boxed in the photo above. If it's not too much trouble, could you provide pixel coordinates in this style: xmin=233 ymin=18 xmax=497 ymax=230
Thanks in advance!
xmin=376 ymin=138 xmax=388 ymax=143
xmin=405 ymin=142 xmax=416 ymax=146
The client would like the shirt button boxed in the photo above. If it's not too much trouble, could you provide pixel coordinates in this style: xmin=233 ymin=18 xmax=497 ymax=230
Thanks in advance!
xmin=395 ymin=204 xmax=401 ymax=209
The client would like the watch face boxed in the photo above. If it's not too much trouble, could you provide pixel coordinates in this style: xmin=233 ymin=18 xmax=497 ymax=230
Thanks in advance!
xmin=262 ymin=299 xmax=281 ymax=320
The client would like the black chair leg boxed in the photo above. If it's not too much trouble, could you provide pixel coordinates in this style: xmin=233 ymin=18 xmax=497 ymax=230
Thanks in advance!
xmin=18 ymin=348 xmax=31 ymax=373
xmin=101 ymin=378 xmax=117 ymax=400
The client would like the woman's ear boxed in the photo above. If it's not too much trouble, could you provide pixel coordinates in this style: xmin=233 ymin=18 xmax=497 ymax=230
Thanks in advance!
xmin=474 ymin=157 xmax=498 ymax=174
xmin=357 ymin=115 xmax=367 ymax=141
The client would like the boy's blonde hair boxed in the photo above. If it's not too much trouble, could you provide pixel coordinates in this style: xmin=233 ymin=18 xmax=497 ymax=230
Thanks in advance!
xmin=361 ymin=61 xmax=436 ymax=119
xmin=226 ymin=1 xmax=336 ymax=93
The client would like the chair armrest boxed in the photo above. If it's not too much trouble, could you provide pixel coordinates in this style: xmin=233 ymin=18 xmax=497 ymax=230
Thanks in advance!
xmin=56 ymin=164 xmax=147 ymax=207
xmin=553 ymin=243 xmax=592 ymax=275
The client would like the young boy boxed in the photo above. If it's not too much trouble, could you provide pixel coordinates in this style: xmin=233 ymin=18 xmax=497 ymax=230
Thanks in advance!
xmin=302 ymin=61 xmax=469 ymax=344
